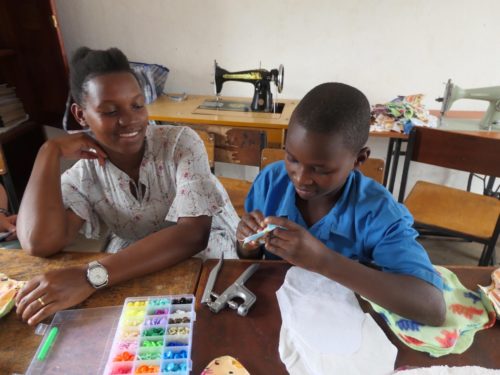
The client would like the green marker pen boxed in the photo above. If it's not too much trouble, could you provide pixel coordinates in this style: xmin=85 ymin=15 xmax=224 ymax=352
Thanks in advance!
xmin=37 ymin=326 xmax=59 ymax=361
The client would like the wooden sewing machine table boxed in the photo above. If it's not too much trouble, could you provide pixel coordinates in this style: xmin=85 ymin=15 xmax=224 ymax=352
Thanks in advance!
xmin=192 ymin=260 xmax=499 ymax=373
xmin=147 ymin=95 xmax=497 ymax=194
xmin=0 ymin=249 xmax=202 ymax=375
xmin=147 ymin=94 xmax=298 ymax=148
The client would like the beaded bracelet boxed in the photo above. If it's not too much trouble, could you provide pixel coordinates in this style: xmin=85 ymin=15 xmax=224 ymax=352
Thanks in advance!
xmin=0 ymin=208 xmax=9 ymax=216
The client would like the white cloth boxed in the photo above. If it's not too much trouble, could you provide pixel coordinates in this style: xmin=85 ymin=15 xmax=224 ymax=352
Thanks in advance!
xmin=277 ymin=266 xmax=397 ymax=375
xmin=61 ymin=125 xmax=239 ymax=258
xmin=277 ymin=266 xmax=365 ymax=355
xmin=396 ymin=366 xmax=500 ymax=375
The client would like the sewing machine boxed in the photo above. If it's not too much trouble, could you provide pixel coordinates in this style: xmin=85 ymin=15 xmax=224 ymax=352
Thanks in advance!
xmin=437 ymin=79 xmax=500 ymax=130
xmin=213 ymin=60 xmax=284 ymax=112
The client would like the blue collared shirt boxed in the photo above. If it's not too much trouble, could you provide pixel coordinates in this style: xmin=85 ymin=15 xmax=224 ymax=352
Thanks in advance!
xmin=245 ymin=161 xmax=442 ymax=290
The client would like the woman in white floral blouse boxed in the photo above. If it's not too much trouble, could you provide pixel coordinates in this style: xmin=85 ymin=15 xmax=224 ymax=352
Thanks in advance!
xmin=15 ymin=47 xmax=239 ymax=326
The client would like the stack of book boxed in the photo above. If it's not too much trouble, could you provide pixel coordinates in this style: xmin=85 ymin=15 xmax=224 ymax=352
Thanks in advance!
xmin=0 ymin=83 xmax=29 ymax=128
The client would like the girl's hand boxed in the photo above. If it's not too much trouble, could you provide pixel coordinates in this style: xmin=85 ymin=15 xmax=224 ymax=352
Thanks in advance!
xmin=47 ymin=133 xmax=107 ymax=166
xmin=15 ymin=266 xmax=95 ymax=326
xmin=264 ymin=216 xmax=329 ymax=270
xmin=236 ymin=210 xmax=266 ymax=249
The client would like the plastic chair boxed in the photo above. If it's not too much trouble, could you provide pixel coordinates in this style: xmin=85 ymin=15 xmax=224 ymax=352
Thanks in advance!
xmin=398 ymin=127 xmax=500 ymax=266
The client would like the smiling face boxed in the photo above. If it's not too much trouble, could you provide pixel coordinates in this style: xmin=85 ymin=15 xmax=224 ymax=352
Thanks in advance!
xmin=285 ymin=123 xmax=366 ymax=202
xmin=72 ymin=72 xmax=148 ymax=159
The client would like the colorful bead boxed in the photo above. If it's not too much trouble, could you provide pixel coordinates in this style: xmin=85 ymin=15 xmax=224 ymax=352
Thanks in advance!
xmin=175 ymin=350 xmax=187 ymax=359
xmin=165 ymin=341 xmax=186 ymax=347
xmin=137 ymin=350 xmax=161 ymax=360
xmin=172 ymin=297 xmax=192 ymax=304
xmin=142 ymin=327 xmax=165 ymax=336
xmin=167 ymin=326 xmax=190 ymax=336
xmin=120 ymin=330 xmax=140 ymax=339
xmin=140 ymin=339 xmax=163 ymax=347
xmin=168 ymin=316 xmax=191 ymax=324
xmin=145 ymin=317 xmax=166 ymax=326
xmin=152 ymin=308 xmax=168 ymax=315
xmin=123 ymin=318 xmax=142 ymax=327
xmin=165 ymin=362 xmax=176 ymax=372
xmin=124 ymin=309 xmax=146 ymax=318
xmin=135 ymin=364 xmax=159 ymax=373
xmin=113 ymin=351 xmax=135 ymax=362
xmin=117 ymin=341 xmax=138 ymax=351
xmin=111 ymin=364 xmax=132 ymax=374
xmin=163 ymin=349 xmax=188 ymax=359
xmin=149 ymin=298 xmax=170 ymax=306
xmin=161 ymin=362 xmax=187 ymax=372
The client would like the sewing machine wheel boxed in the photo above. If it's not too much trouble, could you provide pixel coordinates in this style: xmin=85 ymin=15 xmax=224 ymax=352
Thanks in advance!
xmin=213 ymin=60 xmax=219 ymax=96
xmin=440 ymin=78 xmax=454 ymax=114
xmin=276 ymin=64 xmax=284 ymax=93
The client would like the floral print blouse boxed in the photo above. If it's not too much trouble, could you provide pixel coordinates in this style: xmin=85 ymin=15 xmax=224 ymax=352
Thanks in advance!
xmin=61 ymin=125 xmax=239 ymax=259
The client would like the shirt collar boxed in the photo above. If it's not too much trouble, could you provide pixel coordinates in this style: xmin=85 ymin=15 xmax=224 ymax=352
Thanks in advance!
xmin=322 ymin=171 xmax=356 ymax=241
xmin=276 ymin=180 xmax=301 ymax=221
xmin=275 ymin=171 xmax=357 ymax=242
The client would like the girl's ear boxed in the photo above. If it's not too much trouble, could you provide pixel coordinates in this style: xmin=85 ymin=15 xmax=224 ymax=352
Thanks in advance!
xmin=354 ymin=146 xmax=370 ymax=168
xmin=70 ymin=102 xmax=88 ymax=128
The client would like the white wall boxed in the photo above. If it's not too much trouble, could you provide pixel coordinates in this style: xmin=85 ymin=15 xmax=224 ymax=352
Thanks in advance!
xmin=54 ymin=0 xmax=500 ymax=195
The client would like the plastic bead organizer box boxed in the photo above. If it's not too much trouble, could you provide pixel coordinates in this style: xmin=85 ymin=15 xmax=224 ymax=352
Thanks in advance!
xmin=26 ymin=294 xmax=196 ymax=375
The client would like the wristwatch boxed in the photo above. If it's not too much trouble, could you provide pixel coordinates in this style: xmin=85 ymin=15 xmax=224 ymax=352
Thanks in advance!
xmin=86 ymin=261 xmax=109 ymax=289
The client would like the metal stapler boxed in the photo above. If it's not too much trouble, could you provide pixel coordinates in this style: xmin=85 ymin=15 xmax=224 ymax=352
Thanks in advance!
xmin=201 ymin=253 xmax=260 ymax=316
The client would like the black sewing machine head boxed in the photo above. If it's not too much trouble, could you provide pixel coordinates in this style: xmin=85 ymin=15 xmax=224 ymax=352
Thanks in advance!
xmin=214 ymin=60 xmax=284 ymax=112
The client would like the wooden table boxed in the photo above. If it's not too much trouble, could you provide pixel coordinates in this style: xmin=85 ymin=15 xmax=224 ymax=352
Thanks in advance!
xmin=193 ymin=260 xmax=499 ymax=373
xmin=193 ymin=260 xmax=289 ymax=374
xmin=0 ymin=249 xmax=202 ymax=375
xmin=147 ymin=94 xmax=298 ymax=147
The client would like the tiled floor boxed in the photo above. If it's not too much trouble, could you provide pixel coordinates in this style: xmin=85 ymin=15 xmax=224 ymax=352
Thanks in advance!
xmin=418 ymin=236 xmax=499 ymax=266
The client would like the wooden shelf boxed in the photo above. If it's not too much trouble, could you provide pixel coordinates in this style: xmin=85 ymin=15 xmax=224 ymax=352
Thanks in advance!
xmin=0 ymin=119 xmax=35 ymax=143
xmin=0 ymin=49 xmax=16 ymax=59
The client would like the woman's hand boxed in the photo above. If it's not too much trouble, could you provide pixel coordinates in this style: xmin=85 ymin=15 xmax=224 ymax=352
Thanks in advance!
xmin=264 ymin=216 xmax=330 ymax=270
xmin=236 ymin=210 xmax=266 ymax=250
xmin=15 ymin=266 xmax=95 ymax=326
xmin=47 ymin=133 xmax=108 ymax=166
xmin=0 ymin=214 xmax=17 ymax=240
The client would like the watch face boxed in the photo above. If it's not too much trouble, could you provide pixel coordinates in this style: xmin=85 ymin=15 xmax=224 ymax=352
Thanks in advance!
xmin=89 ymin=266 xmax=108 ymax=286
